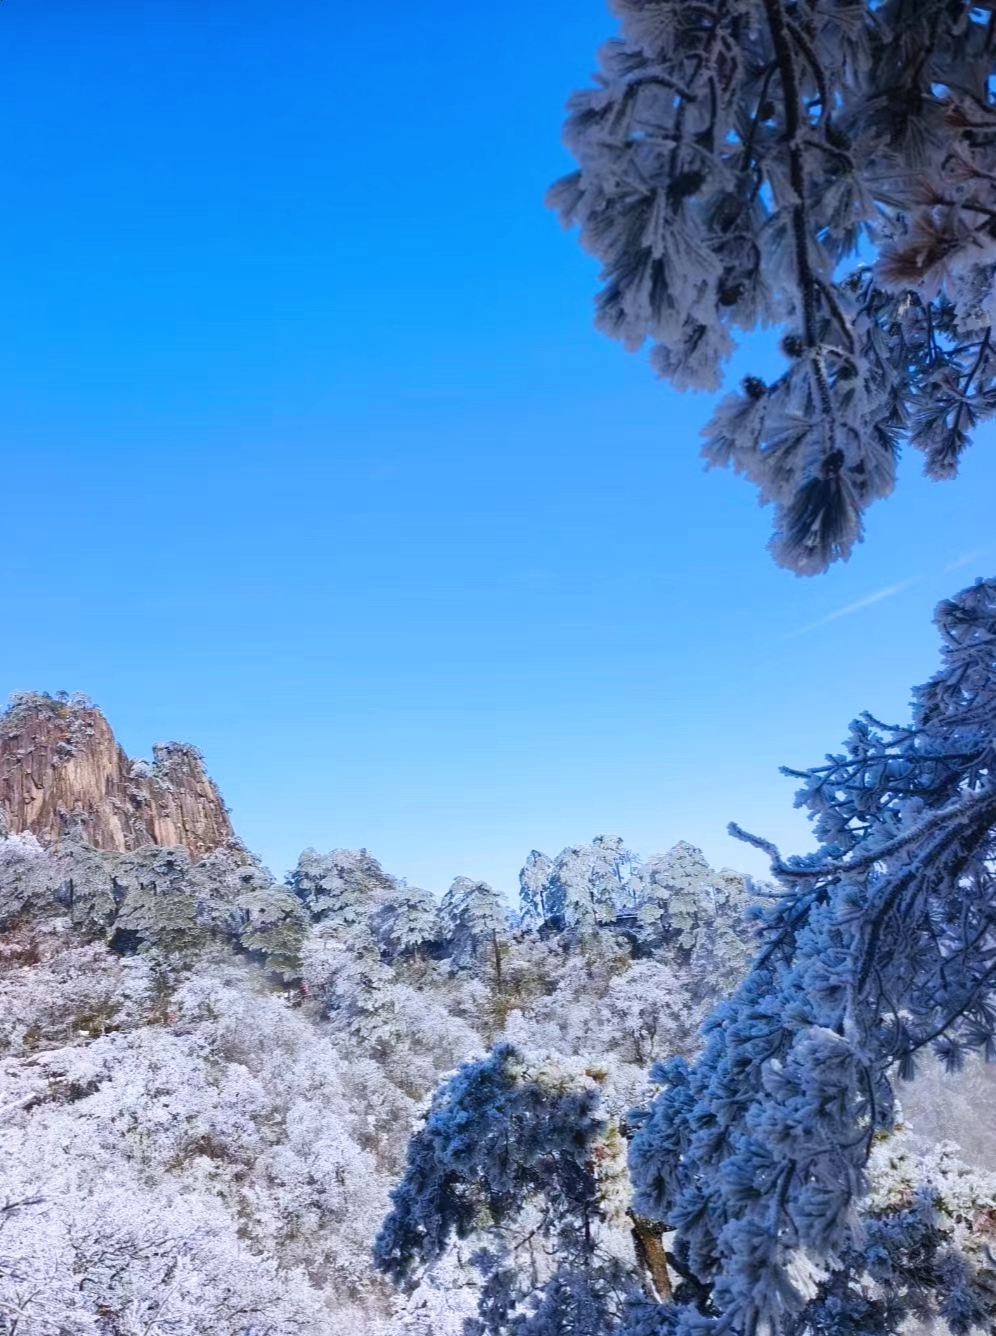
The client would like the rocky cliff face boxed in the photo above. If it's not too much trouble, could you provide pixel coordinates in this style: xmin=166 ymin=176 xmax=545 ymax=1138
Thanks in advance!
xmin=0 ymin=693 xmax=234 ymax=857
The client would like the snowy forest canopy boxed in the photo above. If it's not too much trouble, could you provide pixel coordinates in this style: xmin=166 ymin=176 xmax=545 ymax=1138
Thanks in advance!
xmin=551 ymin=0 xmax=996 ymax=572
xmin=3 ymin=579 xmax=996 ymax=1335
xmin=0 ymin=821 xmax=759 ymax=1334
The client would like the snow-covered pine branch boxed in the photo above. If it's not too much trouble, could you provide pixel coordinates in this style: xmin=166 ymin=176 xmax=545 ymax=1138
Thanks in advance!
xmin=551 ymin=2 xmax=996 ymax=572
xmin=628 ymin=576 xmax=996 ymax=1334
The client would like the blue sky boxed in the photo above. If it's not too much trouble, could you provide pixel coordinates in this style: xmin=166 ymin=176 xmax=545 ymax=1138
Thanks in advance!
xmin=3 ymin=0 xmax=995 ymax=893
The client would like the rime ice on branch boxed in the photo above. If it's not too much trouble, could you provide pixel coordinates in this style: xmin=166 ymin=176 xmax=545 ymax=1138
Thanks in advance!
xmin=628 ymin=577 xmax=996 ymax=1334
xmin=550 ymin=1 xmax=996 ymax=572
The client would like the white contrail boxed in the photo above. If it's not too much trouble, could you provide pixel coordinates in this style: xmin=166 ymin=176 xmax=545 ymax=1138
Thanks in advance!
xmin=943 ymin=549 xmax=990 ymax=574
xmin=786 ymin=579 xmax=917 ymax=639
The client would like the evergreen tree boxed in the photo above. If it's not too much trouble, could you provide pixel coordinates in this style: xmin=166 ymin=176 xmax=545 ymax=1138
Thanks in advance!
xmin=551 ymin=1 xmax=996 ymax=571
xmin=525 ymin=836 xmax=635 ymax=932
xmin=440 ymin=877 xmax=509 ymax=971
xmin=376 ymin=884 xmax=442 ymax=960
xmin=289 ymin=847 xmax=397 ymax=935
xmin=109 ymin=847 xmax=210 ymax=958
xmin=227 ymin=862 xmax=308 ymax=977
xmin=374 ymin=1045 xmax=636 ymax=1333
xmin=628 ymin=843 xmax=757 ymax=994
xmin=518 ymin=850 xmax=555 ymax=929
xmin=625 ymin=577 xmax=996 ymax=1335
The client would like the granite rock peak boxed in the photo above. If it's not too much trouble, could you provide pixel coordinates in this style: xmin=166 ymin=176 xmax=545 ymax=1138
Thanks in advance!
xmin=0 ymin=692 xmax=234 ymax=858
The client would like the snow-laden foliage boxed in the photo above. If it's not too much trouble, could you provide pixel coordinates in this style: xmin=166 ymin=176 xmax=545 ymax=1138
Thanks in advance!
xmin=375 ymin=578 xmax=996 ymax=1336
xmin=620 ymin=577 xmax=996 ymax=1335
xmin=0 ymin=818 xmax=756 ymax=1333
xmin=0 ymin=833 xmax=307 ymax=973
xmin=377 ymin=1041 xmax=996 ymax=1336
xmin=0 ymin=942 xmax=385 ymax=1333
xmin=288 ymin=848 xmax=399 ymax=936
xmin=440 ymin=878 xmax=508 ymax=969
xmin=551 ymin=1 xmax=996 ymax=571
xmin=518 ymin=835 xmax=753 ymax=966
xmin=375 ymin=1045 xmax=639 ymax=1335
xmin=519 ymin=835 xmax=637 ymax=931
xmin=781 ymin=1130 xmax=996 ymax=1336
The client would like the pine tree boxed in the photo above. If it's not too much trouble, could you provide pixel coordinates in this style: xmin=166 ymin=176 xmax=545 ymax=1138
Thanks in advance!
xmin=289 ymin=847 xmax=396 ymax=935
xmin=518 ymin=850 xmax=554 ymax=929
xmin=628 ymin=842 xmax=756 ymax=994
xmin=227 ymin=863 xmax=308 ymax=977
xmin=440 ymin=877 xmax=509 ymax=971
xmin=551 ymin=1 xmax=996 ymax=571
xmin=524 ymin=836 xmax=635 ymax=932
xmin=374 ymin=1045 xmax=635 ymax=1333
xmin=376 ymin=885 xmax=442 ymax=960
xmin=109 ymin=847 xmax=210 ymax=958
xmin=626 ymin=577 xmax=996 ymax=1335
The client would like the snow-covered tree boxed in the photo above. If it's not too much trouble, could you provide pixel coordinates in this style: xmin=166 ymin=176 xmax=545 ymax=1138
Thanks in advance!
xmin=110 ymin=846 xmax=216 ymax=958
xmin=228 ymin=862 xmax=309 ymax=977
xmin=551 ymin=1 xmax=996 ymax=571
xmin=374 ymin=1044 xmax=641 ymax=1334
xmin=289 ymin=847 xmax=397 ymax=935
xmin=627 ymin=842 xmax=756 ymax=994
xmin=522 ymin=836 xmax=636 ymax=932
xmin=375 ymin=884 xmax=442 ymax=960
xmin=624 ymin=576 xmax=996 ymax=1335
xmin=439 ymin=876 xmax=509 ymax=977
xmin=594 ymin=960 xmax=703 ymax=1068
xmin=518 ymin=851 xmax=555 ymax=929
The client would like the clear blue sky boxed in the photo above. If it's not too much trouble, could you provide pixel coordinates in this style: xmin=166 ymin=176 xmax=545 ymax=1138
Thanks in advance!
xmin=3 ymin=0 xmax=995 ymax=893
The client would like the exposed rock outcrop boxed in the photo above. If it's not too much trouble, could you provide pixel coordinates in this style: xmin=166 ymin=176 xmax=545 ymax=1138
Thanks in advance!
xmin=0 ymin=692 xmax=234 ymax=858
